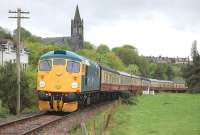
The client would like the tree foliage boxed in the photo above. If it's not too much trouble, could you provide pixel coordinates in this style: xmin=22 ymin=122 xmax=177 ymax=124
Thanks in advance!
xmin=112 ymin=45 xmax=138 ymax=65
xmin=25 ymin=40 xmax=68 ymax=68
xmin=78 ymin=49 xmax=125 ymax=71
xmin=166 ymin=66 xmax=174 ymax=80
xmin=97 ymin=44 xmax=110 ymax=54
xmin=153 ymin=65 xmax=165 ymax=80
xmin=125 ymin=64 xmax=140 ymax=75
xmin=83 ymin=41 xmax=95 ymax=50
xmin=13 ymin=27 xmax=32 ymax=41
xmin=0 ymin=27 xmax=12 ymax=39
xmin=183 ymin=40 xmax=200 ymax=93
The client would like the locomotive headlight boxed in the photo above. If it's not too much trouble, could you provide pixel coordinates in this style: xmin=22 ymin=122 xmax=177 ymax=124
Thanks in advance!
xmin=71 ymin=82 xmax=78 ymax=89
xmin=39 ymin=81 xmax=46 ymax=88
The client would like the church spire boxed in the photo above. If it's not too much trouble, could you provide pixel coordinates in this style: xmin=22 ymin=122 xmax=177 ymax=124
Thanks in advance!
xmin=74 ymin=5 xmax=81 ymax=20
xmin=71 ymin=5 xmax=84 ymax=51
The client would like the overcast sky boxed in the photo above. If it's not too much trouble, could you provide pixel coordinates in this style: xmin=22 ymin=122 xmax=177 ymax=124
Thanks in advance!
xmin=1 ymin=0 xmax=200 ymax=57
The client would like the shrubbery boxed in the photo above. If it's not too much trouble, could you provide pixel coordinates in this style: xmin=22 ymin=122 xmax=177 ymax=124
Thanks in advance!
xmin=0 ymin=63 xmax=37 ymax=114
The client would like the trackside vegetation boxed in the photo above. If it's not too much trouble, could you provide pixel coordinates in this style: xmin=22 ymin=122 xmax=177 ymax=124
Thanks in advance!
xmin=71 ymin=93 xmax=200 ymax=135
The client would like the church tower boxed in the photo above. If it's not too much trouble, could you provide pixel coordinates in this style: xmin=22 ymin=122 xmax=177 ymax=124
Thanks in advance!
xmin=71 ymin=5 xmax=84 ymax=51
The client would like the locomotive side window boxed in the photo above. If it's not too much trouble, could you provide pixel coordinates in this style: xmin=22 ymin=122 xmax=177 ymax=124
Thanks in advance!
xmin=67 ymin=61 xmax=80 ymax=73
xmin=53 ymin=59 xmax=66 ymax=65
xmin=39 ymin=60 xmax=52 ymax=71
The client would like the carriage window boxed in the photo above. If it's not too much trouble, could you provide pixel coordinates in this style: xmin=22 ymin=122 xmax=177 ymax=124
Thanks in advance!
xmin=67 ymin=61 xmax=80 ymax=73
xmin=53 ymin=59 xmax=65 ymax=65
xmin=39 ymin=60 xmax=52 ymax=71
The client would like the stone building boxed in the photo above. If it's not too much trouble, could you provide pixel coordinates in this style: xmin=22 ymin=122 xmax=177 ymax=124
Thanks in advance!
xmin=0 ymin=39 xmax=28 ymax=69
xmin=42 ymin=5 xmax=84 ymax=51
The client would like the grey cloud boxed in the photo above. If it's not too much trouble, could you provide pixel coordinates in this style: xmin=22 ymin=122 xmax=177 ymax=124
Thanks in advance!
xmin=1 ymin=0 xmax=200 ymax=36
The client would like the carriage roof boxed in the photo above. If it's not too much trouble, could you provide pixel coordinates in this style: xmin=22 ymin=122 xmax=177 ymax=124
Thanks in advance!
xmin=149 ymin=78 xmax=173 ymax=83
xmin=100 ymin=65 xmax=119 ymax=74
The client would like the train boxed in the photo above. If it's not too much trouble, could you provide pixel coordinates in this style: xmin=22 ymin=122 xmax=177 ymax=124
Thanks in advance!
xmin=36 ymin=50 xmax=187 ymax=112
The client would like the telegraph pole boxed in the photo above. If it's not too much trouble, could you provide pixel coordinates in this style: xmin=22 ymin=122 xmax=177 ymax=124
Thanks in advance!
xmin=8 ymin=8 xmax=29 ymax=115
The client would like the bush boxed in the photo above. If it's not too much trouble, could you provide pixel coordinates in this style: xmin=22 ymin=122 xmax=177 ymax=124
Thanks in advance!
xmin=0 ymin=63 xmax=37 ymax=114
xmin=119 ymin=91 xmax=138 ymax=105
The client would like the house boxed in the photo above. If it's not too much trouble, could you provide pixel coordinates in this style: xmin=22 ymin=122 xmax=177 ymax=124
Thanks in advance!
xmin=0 ymin=39 xmax=28 ymax=69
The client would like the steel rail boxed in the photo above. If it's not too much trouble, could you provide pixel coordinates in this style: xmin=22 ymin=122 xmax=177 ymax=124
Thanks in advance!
xmin=20 ymin=112 xmax=78 ymax=135
xmin=20 ymin=102 xmax=112 ymax=135
xmin=0 ymin=111 xmax=46 ymax=129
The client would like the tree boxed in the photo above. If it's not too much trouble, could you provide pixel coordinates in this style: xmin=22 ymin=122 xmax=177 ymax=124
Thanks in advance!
xmin=97 ymin=44 xmax=110 ymax=54
xmin=105 ymin=52 xmax=125 ymax=70
xmin=78 ymin=49 xmax=98 ymax=61
xmin=153 ymin=65 xmax=165 ymax=80
xmin=112 ymin=45 xmax=139 ymax=65
xmin=183 ymin=40 xmax=200 ymax=93
xmin=13 ymin=27 xmax=32 ymax=41
xmin=191 ymin=40 xmax=200 ymax=65
xmin=0 ymin=27 xmax=12 ymax=39
xmin=137 ymin=56 xmax=150 ymax=77
xmin=148 ymin=63 xmax=157 ymax=78
xmin=126 ymin=64 xmax=140 ymax=75
xmin=25 ymin=40 xmax=68 ymax=67
xmin=83 ymin=41 xmax=95 ymax=50
xmin=166 ymin=66 xmax=174 ymax=80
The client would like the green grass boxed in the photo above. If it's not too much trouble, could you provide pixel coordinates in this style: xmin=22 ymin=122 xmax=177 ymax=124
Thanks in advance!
xmin=71 ymin=93 xmax=200 ymax=135
xmin=108 ymin=93 xmax=200 ymax=135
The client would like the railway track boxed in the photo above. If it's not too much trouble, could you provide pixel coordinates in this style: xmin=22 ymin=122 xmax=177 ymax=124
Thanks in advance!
xmin=0 ymin=112 xmax=67 ymax=135
xmin=0 ymin=101 xmax=116 ymax=135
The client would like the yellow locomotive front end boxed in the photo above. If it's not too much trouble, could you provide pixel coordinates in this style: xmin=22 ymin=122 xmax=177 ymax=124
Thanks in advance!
xmin=37 ymin=50 xmax=85 ymax=112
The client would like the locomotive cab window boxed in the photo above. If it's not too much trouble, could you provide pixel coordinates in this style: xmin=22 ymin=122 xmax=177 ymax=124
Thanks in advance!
xmin=39 ymin=60 xmax=52 ymax=71
xmin=67 ymin=61 xmax=80 ymax=73
xmin=53 ymin=59 xmax=66 ymax=65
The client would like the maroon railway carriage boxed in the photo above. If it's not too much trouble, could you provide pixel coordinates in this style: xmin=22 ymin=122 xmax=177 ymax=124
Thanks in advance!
xmin=149 ymin=79 xmax=186 ymax=93
xmin=100 ymin=66 xmax=121 ymax=91
xmin=100 ymin=66 xmax=150 ymax=93
xmin=100 ymin=65 xmax=187 ymax=94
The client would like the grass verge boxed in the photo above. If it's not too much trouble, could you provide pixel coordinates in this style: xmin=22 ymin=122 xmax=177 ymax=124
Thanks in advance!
xmin=70 ymin=93 xmax=200 ymax=135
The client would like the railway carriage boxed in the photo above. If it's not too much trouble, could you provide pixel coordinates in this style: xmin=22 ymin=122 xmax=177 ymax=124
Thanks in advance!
xmin=141 ymin=77 xmax=151 ymax=91
xmin=118 ymin=71 xmax=133 ymax=91
xmin=100 ymin=66 xmax=120 ymax=91
xmin=131 ymin=75 xmax=142 ymax=91
xmin=173 ymin=80 xmax=187 ymax=91
xmin=150 ymin=79 xmax=175 ymax=92
xmin=159 ymin=80 xmax=173 ymax=91
xmin=150 ymin=79 xmax=162 ymax=91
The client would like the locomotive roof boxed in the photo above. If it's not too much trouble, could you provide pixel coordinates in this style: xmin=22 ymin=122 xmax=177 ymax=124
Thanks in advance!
xmin=40 ymin=50 xmax=99 ymax=67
